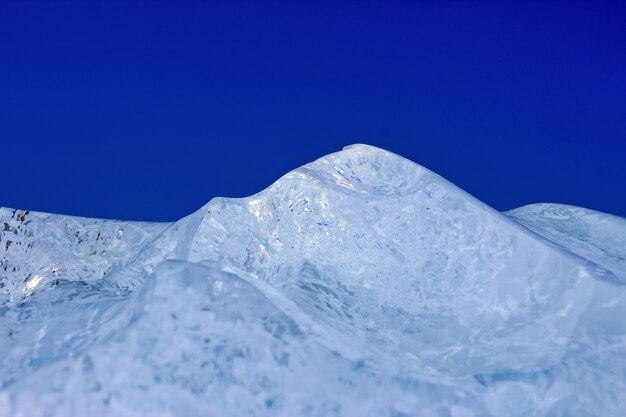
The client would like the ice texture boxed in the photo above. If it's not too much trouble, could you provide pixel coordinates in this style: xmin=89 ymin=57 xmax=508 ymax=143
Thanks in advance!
xmin=1 ymin=144 xmax=625 ymax=417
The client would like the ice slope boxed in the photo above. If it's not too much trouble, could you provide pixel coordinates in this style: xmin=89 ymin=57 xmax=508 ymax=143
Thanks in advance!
xmin=1 ymin=144 xmax=625 ymax=417
xmin=507 ymin=203 xmax=626 ymax=284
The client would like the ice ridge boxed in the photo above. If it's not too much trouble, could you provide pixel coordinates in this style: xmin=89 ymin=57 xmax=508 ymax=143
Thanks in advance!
xmin=1 ymin=144 xmax=625 ymax=417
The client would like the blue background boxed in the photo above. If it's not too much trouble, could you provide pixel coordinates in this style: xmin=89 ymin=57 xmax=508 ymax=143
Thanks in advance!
xmin=2 ymin=1 xmax=625 ymax=221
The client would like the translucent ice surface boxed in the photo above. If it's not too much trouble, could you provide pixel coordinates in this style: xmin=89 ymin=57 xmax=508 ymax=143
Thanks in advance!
xmin=1 ymin=145 xmax=625 ymax=416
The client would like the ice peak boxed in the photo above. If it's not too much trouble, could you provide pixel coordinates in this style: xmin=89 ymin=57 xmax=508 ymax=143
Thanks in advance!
xmin=2 ymin=145 xmax=626 ymax=417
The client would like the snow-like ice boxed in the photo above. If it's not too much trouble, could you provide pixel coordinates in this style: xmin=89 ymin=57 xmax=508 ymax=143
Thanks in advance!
xmin=1 ymin=144 xmax=625 ymax=416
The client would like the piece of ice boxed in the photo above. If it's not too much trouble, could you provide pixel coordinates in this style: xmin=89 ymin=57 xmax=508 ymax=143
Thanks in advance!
xmin=1 ymin=144 xmax=625 ymax=416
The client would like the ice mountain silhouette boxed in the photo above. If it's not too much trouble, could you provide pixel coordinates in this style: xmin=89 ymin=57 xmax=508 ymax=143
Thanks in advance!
xmin=1 ymin=144 xmax=625 ymax=417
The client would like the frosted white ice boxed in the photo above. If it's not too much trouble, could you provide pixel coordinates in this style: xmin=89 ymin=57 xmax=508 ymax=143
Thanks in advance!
xmin=1 ymin=144 xmax=625 ymax=416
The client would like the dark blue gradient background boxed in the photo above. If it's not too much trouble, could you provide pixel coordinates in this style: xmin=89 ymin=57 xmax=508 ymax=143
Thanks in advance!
xmin=2 ymin=1 xmax=625 ymax=221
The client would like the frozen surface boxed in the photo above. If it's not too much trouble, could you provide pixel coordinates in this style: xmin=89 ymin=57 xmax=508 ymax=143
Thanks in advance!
xmin=1 ymin=144 xmax=625 ymax=416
